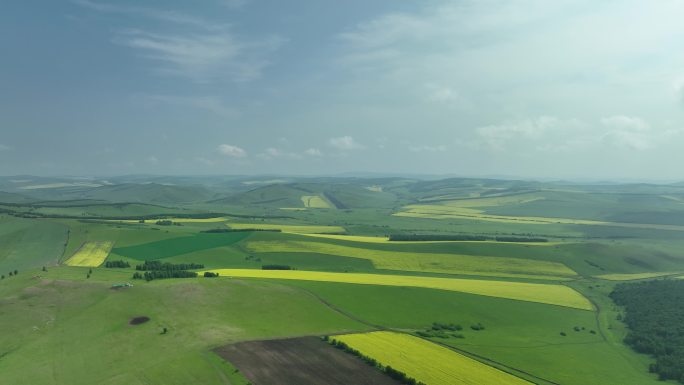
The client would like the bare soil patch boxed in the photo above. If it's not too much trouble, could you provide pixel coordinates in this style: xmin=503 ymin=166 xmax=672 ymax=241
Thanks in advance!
xmin=129 ymin=316 xmax=150 ymax=325
xmin=214 ymin=336 xmax=400 ymax=385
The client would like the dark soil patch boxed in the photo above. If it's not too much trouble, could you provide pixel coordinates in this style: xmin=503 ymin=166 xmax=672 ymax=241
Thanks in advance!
xmin=129 ymin=316 xmax=150 ymax=325
xmin=214 ymin=336 xmax=401 ymax=385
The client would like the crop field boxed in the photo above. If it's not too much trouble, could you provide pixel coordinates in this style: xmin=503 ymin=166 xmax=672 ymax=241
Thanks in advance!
xmin=246 ymin=240 xmax=578 ymax=280
xmin=226 ymin=223 xmax=346 ymax=234
xmin=395 ymin=197 xmax=684 ymax=231
xmin=202 ymin=269 xmax=593 ymax=309
xmin=214 ymin=337 xmax=401 ymax=385
xmin=63 ymin=241 xmax=114 ymax=267
xmin=0 ymin=216 xmax=68 ymax=272
xmin=301 ymin=195 xmax=332 ymax=208
xmin=111 ymin=232 xmax=249 ymax=261
xmin=294 ymin=232 xmax=564 ymax=246
xmin=595 ymin=272 xmax=680 ymax=281
xmin=334 ymin=331 xmax=532 ymax=385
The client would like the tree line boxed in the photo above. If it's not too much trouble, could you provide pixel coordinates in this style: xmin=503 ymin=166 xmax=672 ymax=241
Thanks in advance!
xmin=135 ymin=261 xmax=204 ymax=271
xmin=611 ymin=280 xmax=684 ymax=382
xmin=324 ymin=336 xmax=426 ymax=385
xmin=388 ymin=234 xmax=547 ymax=242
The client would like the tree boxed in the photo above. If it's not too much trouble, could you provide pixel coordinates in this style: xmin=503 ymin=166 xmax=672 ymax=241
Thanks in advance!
xmin=162 ymin=327 xmax=168 ymax=334
xmin=13 ymin=270 xmax=18 ymax=275
xmin=42 ymin=266 xmax=47 ymax=272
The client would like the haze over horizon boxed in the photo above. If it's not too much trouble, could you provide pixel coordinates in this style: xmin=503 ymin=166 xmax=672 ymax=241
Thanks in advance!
xmin=3 ymin=0 xmax=684 ymax=179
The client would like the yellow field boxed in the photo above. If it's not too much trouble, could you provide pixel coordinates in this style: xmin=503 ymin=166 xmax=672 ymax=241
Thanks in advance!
xmin=226 ymin=223 xmax=345 ymax=234
xmin=396 ymin=203 xmax=684 ymax=231
xmin=334 ymin=332 xmax=533 ymax=385
xmin=294 ymin=232 xmax=564 ymax=246
xmin=64 ymin=241 xmax=114 ymax=267
xmin=201 ymin=269 xmax=593 ymax=310
xmin=595 ymin=272 xmax=679 ymax=281
xmin=301 ymin=195 xmax=332 ymax=208
xmin=246 ymin=240 xmax=577 ymax=280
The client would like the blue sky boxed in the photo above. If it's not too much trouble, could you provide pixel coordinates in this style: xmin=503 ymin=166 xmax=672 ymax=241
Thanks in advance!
xmin=2 ymin=0 xmax=684 ymax=179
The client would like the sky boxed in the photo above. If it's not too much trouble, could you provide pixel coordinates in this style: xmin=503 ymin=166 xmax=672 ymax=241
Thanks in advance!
xmin=2 ymin=0 xmax=684 ymax=180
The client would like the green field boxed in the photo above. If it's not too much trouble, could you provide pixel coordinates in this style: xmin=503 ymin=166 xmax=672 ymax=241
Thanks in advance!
xmin=1 ymin=176 xmax=682 ymax=384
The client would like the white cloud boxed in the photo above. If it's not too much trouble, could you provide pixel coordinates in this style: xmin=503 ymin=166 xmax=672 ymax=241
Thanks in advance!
xmin=0 ymin=144 xmax=10 ymax=151
xmin=408 ymin=145 xmax=447 ymax=152
xmin=138 ymin=94 xmax=238 ymax=117
xmin=195 ymin=157 xmax=215 ymax=166
xmin=218 ymin=144 xmax=247 ymax=157
xmin=329 ymin=136 xmax=365 ymax=150
xmin=146 ymin=155 xmax=159 ymax=164
xmin=77 ymin=0 xmax=284 ymax=83
xmin=476 ymin=116 xmax=580 ymax=150
xmin=114 ymin=30 xmax=284 ymax=82
xmin=304 ymin=148 xmax=322 ymax=156
xmin=600 ymin=115 xmax=653 ymax=150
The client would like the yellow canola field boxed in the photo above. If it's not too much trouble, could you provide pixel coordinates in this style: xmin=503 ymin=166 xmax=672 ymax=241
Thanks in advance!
xmin=301 ymin=195 xmax=332 ymax=208
xmin=226 ymin=223 xmax=345 ymax=234
xmin=334 ymin=331 xmax=533 ymax=385
xmin=396 ymin=198 xmax=684 ymax=232
xmin=595 ymin=272 xmax=680 ymax=281
xmin=64 ymin=241 xmax=114 ymax=267
xmin=201 ymin=269 xmax=593 ymax=310
xmin=246 ymin=240 xmax=577 ymax=280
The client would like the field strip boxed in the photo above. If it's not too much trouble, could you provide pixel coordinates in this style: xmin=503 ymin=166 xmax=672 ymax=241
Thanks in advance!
xmin=595 ymin=272 xmax=683 ymax=281
xmin=226 ymin=223 xmax=345 ymax=234
xmin=247 ymin=240 xmax=578 ymax=280
xmin=201 ymin=269 xmax=593 ymax=310
xmin=300 ymin=195 xmax=332 ymax=208
xmin=395 ymin=206 xmax=684 ymax=231
xmin=333 ymin=331 xmax=533 ymax=385
xmin=292 ymin=232 xmax=565 ymax=246
xmin=109 ymin=217 xmax=229 ymax=223
xmin=64 ymin=241 xmax=113 ymax=267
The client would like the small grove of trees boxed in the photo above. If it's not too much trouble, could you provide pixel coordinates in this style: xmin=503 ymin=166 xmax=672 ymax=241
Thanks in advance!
xmin=203 ymin=272 xmax=219 ymax=278
xmin=325 ymin=336 xmax=426 ymax=385
xmin=135 ymin=261 xmax=204 ymax=271
xmin=611 ymin=280 xmax=684 ymax=383
xmin=105 ymin=260 xmax=131 ymax=268
xmin=388 ymin=234 xmax=547 ymax=242
xmin=416 ymin=322 xmax=465 ymax=339
xmin=261 ymin=264 xmax=292 ymax=270
xmin=133 ymin=270 xmax=197 ymax=281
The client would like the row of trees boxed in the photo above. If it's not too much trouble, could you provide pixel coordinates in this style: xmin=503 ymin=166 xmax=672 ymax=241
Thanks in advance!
xmin=325 ymin=337 xmax=426 ymax=385
xmin=388 ymin=234 xmax=548 ymax=242
xmin=132 ymin=270 xmax=198 ymax=281
xmin=611 ymin=280 xmax=684 ymax=382
xmin=104 ymin=260 xmax=130 ymax=268
xmin=135 ymin=261 xmax=204 ymax=271
xmin=1 ymin=269 xmax=19 ymax=279
xmin=261 ymin=265 xmax=292 ymax=270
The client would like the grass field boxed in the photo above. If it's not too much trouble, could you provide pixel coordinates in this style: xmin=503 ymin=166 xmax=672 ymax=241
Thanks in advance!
xmin=294 ymin=232 xmax=564 ymax=246
xmin=0 ymin=216 xmax=68 ymax=272
xmin=334 ymin=331 xmax=533 ymax=385
xmin=246 ymin=240 xmax=577 ymax=280
xmin=0 ymin=267 xmax=367 ymax=385
xmin=202 ymin=269 xmax=593 ymax=309
xmin=301 ymin=195 xmax=332 ymax=208
xmin=226 ymin=223 xmax=346 ymax=234
xmin=63 ymin=241 xmax=113 ymax=267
